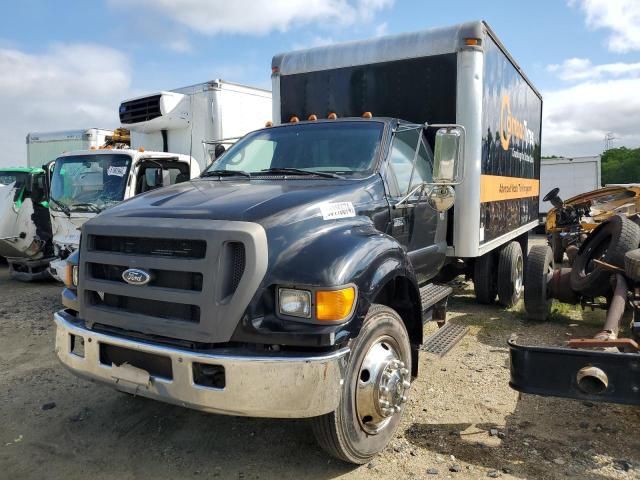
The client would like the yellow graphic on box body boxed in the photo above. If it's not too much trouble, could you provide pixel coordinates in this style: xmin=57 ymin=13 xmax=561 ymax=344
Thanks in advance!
xmin=480 ymin=175 xmax=539 ymax=203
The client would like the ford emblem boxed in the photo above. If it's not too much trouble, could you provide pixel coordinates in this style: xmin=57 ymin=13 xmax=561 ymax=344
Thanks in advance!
xmin=122 ymin=268 xmax=152 ymax=286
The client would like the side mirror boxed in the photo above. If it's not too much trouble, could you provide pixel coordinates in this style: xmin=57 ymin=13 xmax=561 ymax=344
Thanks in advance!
xmin=433 ymin=127 xmax=463 ymax=184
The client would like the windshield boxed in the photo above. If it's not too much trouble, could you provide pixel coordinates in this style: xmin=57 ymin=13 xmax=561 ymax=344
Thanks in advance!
xmin=0 ymin=171 xmax=29 ymax=189
xmin=50 ymin=154 xmax=132 ymax=212
xmin=204 ymin=121 xmax=384 ymax=178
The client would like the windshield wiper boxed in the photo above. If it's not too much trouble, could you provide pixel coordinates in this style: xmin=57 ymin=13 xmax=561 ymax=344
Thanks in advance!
xmin=201 ymin=169 xmax=251 ymax=178
xmin=258 ymin=168 xmax=343 ymax=179
xmin=50 ymin=198 xmax=71 ymax=217
xmin=70 ymin=202 xmax=102 ymax=213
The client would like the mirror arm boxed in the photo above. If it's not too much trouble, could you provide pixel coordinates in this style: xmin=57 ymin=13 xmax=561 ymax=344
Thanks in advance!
xmin=393 ymin=183 xmax=427 ymax=209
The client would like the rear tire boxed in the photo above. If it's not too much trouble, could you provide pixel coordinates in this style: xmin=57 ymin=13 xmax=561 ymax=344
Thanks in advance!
xmin=524 ymin=245 xmax=554 ymax=321
xmin=497 ymin=241 xmax=524 ymax=308
xmin=473 ymin=253 xmax=497 ymax=304
xmin=311 ymin=304 xmax=411 ymax=464
xmin=570 ymin=215 xmax=640 ymax=297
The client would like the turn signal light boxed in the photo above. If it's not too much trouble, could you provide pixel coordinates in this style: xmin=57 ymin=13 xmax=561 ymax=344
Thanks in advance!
xmin=316 ymin=287 xmax=356 ymax=321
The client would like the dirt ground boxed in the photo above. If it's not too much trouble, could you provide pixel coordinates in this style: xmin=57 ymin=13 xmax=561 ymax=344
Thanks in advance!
xmin=1 ymin=242 xmax=639 ymax=480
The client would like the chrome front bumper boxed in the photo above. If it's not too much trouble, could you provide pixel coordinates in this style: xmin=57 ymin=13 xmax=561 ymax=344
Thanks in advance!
xmin=54 ymin=310 xmax=349 ymax=418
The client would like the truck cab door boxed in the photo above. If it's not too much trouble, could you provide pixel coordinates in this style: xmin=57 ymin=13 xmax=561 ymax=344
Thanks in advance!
xmin=385 ymin=128 xmax=446 ymax=283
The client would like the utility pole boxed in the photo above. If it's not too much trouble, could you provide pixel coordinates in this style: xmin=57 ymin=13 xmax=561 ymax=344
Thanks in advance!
xmin=604 ymin=132 xmax=616 ymax=151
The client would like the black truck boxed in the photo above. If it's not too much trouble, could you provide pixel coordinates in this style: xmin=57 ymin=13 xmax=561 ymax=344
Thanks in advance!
xmin=54 ymin=21 xmax=542 ymax=463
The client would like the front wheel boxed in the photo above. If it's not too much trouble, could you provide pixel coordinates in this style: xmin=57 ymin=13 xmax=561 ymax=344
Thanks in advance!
xmin=311 ymin=304 xmax=411 ymax=464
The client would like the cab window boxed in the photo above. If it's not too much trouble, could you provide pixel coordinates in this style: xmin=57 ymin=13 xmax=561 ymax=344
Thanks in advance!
xmin=386 ymin=128 xmax=434 ymax=196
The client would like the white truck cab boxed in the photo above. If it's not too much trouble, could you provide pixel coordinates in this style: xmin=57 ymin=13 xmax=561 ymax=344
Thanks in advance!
xmin=48 ymin=149 xmax=199 ymax=280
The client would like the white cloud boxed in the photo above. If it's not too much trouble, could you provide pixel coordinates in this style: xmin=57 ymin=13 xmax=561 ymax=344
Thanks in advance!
xmin=570 ymin=0 xmax=640 ymax=52
xmin=0 ymin=44 xmax=131 ymax=167
xmin=547 ymin=57 xmax=640 ymax=81
xmin=374 ymin=22 xmax=389 ymax=37
xmin=543 ymin=76 xmax=640 ymax=156
xmin=166 ymin=37 xmax=193 ymax=53
xmin=108 ymin=0 xmax=394 ymax=36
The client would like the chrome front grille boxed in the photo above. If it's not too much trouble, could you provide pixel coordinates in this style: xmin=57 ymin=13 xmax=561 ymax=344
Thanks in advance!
xmin=78 ymin=217 xmax=268 ymax=343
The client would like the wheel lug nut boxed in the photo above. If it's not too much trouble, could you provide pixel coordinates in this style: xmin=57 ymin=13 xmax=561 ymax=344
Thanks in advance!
xmin=401 ymin=395 xmax=407 ymax=403
xmin=400 ymin=368 xmax=409 ymax=375
xmin=394 ymin=406 xmax=401 ymax=412
xmin=403 ymin=381 xmax=411 ymax=389
xmin=380 ymin=386 xmax=389 ymax=393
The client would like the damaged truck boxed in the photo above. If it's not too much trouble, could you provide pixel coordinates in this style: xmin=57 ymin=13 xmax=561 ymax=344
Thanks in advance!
xmin=54 ymin=21 xmax=542 ymax=463
xmin=0 ymin=167 xmax=53 ymax=280
xmin=511 ymin=213 xmax=640 ymax=406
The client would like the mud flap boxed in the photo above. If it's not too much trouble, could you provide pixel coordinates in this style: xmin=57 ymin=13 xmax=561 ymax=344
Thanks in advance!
xmin=509 ymin=338 xmax=640 ymax=406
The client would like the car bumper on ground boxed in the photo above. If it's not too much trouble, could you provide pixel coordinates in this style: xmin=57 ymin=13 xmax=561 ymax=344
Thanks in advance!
xmin=54 ymin=309 xmax=350 ymax=418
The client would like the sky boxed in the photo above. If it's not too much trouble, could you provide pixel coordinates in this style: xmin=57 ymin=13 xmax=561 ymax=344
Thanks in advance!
xmin=1 ymin=0 xmax=640 ymax=167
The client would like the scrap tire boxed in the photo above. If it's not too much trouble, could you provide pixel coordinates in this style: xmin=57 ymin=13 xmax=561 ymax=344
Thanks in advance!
xmin=624 ymin=248 xmax=640 ymax=282
xmin=311 ymin=304 xmax=411 ymax=464
xmin=570 ymin=215 xmax=640 ymax=297
xmin=551 ymin=232 xmax=564 ymax=264
xmin=497 ymin=241 xmax=524 ymax=308
xmin=524 ymin=245 xmax=554 ymax=321
xmin=473 ymin=253 xmax=497 ymax=304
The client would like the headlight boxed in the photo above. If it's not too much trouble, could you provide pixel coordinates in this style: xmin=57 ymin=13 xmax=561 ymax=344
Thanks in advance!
xmin=278 ymin=288 xmax=311 ymax=318
xmin=64 ymin=263 xmax=79 ymax=288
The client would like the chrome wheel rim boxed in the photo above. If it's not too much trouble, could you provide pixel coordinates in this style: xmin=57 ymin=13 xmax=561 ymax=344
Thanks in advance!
xmin=515 ymin=255 xmax=524 ymax=296
xmin=355 ymin=336 xmax=410 ymax=435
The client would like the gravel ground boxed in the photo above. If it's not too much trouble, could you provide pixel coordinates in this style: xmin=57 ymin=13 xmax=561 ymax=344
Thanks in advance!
xmin=1 ymin=241 xmax=639 ymax=480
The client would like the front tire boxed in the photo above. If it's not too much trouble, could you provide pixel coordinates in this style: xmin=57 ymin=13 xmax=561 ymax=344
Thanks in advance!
xmin=311 ymin=304 xmax=411 ymax=464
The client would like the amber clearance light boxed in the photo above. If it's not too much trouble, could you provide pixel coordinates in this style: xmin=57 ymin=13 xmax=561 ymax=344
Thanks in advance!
xmin=316 ymin=287 xmax=356 ymax=321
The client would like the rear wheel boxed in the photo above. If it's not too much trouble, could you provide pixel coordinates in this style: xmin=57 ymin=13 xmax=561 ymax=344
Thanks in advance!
xmin=524 ymin=245 xmax=554 ymax=321
xmin=473 ymin=253 xmax=497 ymax=304
xmin=311 ymin=304 xmax=411 ymax=464
xmin=497 ymin=241 xmax=524 ymax=308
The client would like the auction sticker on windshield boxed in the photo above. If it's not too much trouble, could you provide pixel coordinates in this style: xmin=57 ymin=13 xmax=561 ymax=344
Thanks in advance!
xmin=320 ymin=202 xmax=356 ymax=220
xmin=107 ymin=166 xmax=127 ymax=177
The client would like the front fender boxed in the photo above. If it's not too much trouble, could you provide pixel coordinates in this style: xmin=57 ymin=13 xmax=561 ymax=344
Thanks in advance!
xmin=231 ymin=221 xmax=421 ymax=348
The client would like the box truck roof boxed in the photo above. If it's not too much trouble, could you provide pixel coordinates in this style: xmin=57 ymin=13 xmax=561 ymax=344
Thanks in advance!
xmin=26 ymin=129 xmax=112 ymax=143
xmin=272 ymin=20 xmax=540 ymax=99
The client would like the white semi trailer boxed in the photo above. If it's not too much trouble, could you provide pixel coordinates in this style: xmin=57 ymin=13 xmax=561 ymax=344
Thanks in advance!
xmin=26 ymin=129 xmax=113 ymax=168
xmin=539 ymin=156 xmax=601 ymax=219
xmin=120 ymin=79 xmax=272 ymax=170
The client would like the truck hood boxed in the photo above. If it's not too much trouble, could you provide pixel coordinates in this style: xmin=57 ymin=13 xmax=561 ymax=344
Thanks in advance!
xmin=100 ymin=177 xmax=385 ymax=227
